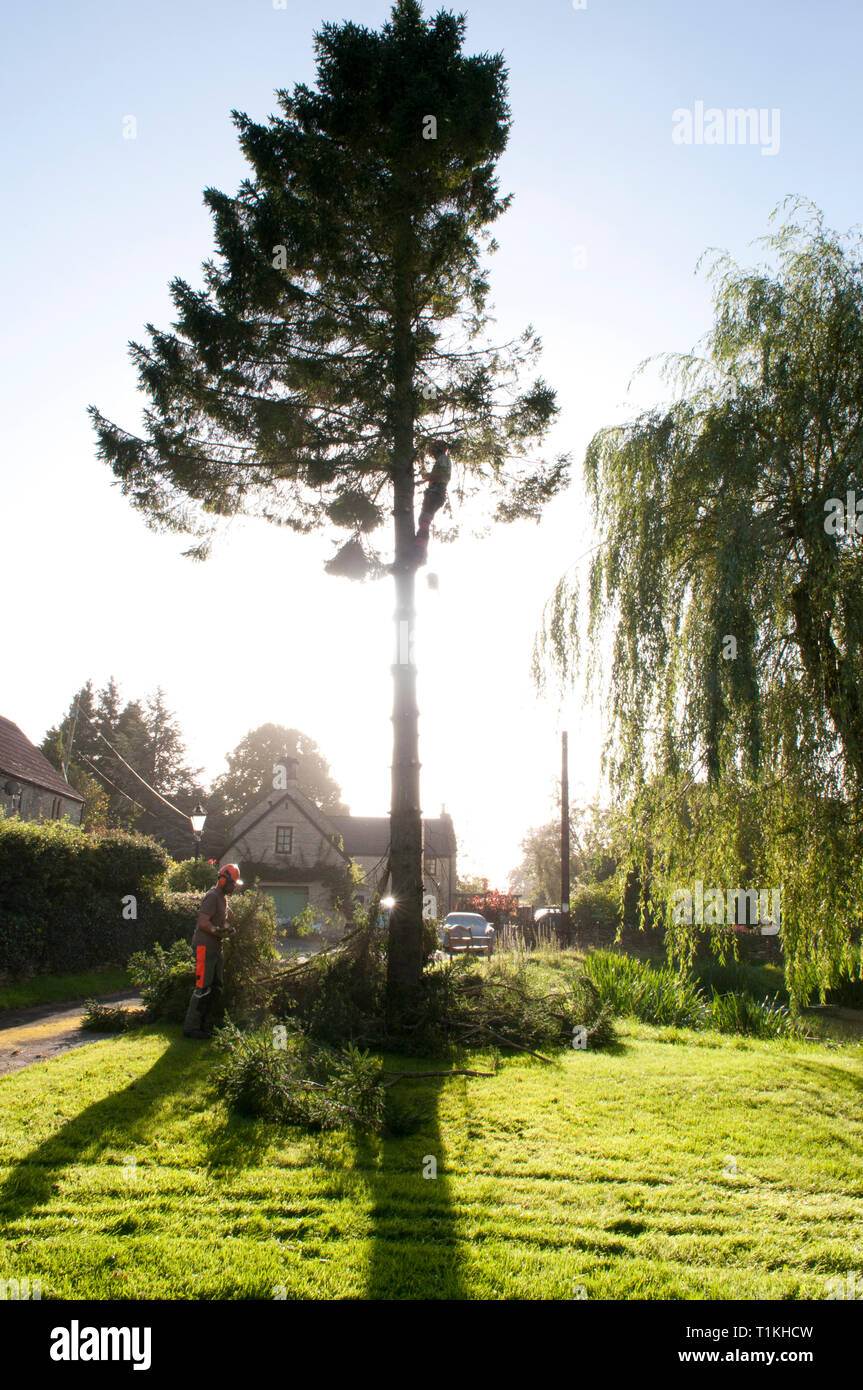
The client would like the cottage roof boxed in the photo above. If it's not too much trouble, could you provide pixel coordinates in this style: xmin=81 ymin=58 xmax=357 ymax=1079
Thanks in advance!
xmin=226 ymin=791 xmax=352 ymax=863
xmin=0 ymin=717 xmax=84 ymax=802
xmin=330 ymin=815 xmax=456 ymax=858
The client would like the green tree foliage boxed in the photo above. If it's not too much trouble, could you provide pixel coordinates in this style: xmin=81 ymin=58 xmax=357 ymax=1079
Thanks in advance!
xmin=509 ymin=820 xmax=568 ymax=905
xmin=456 ymin=873 xmax=489 ymax=896
xmin=144 ymin=687 xmax=200 ymax=799
xmin=41 ymin=684 xmax=111 ymax=830
xmin=88 ymin=0 xmax=567 ymax=998
xmin=42 ymin=679 xmax=200 ymax=835
xmin=207 ymin=724 xmax=347 ymax=841
xmin=509 ymin=803 xmax=618 ymax=903
xmin=536 ymin=202 xmax=863 ymax=1005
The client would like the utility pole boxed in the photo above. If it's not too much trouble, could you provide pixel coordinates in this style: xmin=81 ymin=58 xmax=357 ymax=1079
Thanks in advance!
xmin=561 ymin=730 xmax=571 ymax=944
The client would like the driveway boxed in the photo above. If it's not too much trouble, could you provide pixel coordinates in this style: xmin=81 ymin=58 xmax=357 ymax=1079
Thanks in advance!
xmin=0 ymin=990 xmax=144 ymax=1077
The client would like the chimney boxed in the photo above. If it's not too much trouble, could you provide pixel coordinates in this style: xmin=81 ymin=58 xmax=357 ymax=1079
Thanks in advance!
xmin=283 ymin=755 xmax=299 ymax=789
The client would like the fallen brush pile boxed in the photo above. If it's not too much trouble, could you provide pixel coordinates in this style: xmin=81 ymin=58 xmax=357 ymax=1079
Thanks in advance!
xmin=212 ymin=1020 xmax=387 ymax=1132
xmin=81 ymin=1000 xmax=149 ymax=1033
xmin=81 ymin=914 xmax=615 ymax=1133
xmin=266 ymin=927 xmax=616 ymax=1056
xmin=209 ymin=954 xmax=615 ymax=1132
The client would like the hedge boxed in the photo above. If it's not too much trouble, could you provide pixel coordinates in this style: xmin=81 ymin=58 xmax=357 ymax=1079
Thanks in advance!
xmin=0 ymin=817 xmax=169 ymax=904
xmin=0 ymin=817 xmax=198 ymax=977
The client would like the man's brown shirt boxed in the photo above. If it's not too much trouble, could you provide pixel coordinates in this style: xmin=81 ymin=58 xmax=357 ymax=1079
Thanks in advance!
xmin=192 ymin=886 xmax=231 ymax=952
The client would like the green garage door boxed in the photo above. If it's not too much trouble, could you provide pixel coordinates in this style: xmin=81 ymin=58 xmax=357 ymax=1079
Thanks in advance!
xmin=267 ymin=886 xmax=309 ymax=925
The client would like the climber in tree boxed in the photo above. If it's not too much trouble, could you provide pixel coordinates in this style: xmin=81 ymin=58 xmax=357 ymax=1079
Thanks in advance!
xmin=413 ymin=439 xmax=452 ymax=567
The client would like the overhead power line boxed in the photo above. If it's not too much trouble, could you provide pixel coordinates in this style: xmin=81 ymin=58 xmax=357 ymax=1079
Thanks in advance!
xmin=74 ymin=707 xmax=191 ymax=824
xmin=79 ymin=757 xmax=190 ymax=837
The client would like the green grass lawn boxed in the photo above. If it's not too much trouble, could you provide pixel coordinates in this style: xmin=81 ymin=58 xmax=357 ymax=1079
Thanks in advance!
xmin=1 ymin=1015 xmax=861 ymax=1300
xmin=0 ymin=967 xmax=131 ymax=1012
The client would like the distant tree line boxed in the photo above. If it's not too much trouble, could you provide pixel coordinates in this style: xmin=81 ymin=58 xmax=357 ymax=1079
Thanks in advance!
xmin=42 ymin=681 xmax=346 ymax=859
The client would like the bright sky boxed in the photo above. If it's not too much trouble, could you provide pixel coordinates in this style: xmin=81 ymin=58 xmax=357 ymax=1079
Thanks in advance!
xmin=3 ymin=0 xmax=862 ymax=885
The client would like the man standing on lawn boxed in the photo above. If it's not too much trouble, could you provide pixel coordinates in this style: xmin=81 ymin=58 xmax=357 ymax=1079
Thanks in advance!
xmin=183 ymin=863 xmax=243 ymax=1039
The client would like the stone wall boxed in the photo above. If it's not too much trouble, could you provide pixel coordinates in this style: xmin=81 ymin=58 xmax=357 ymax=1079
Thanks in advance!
xmin=0 ymin=782 xmax=82 ymax=826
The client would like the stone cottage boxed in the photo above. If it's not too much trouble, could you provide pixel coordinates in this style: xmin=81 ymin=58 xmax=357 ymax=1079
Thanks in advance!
xmin=222 ymin=756 xmax=456 ymax=926
xmin=0 ymin=716 xmax=84 ymax=824
xmin=329 ymin=812 xmax=456 ymax=922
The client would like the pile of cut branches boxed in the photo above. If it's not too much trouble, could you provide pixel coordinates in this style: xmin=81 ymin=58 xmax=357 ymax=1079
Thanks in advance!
xmin=432 ymin=958 xmax=615 ymax=1059
xmin=81 ymin=1000 xmax=148 ymax=1032
xmin=266 ymin=931 xmax=614 ymax=1057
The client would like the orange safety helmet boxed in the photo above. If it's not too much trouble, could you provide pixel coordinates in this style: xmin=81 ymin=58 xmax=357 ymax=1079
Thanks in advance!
xmin=218 ymin=863 xmax=244 ymax=888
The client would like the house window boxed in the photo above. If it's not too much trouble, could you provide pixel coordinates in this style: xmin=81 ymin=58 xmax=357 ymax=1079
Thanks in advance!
xmin=425 ymin=856 xmax=438 ymax=877
xmin=275 ymin=826 xmax=294 ymax=855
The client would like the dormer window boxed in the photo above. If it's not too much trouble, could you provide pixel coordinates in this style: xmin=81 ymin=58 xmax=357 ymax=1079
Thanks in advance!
xmin=275 ymin=826 xmax=294 ymax=855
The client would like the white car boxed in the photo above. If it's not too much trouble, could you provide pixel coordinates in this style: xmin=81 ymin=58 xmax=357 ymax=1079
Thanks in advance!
xmin=440 ymin=911 xmax=496 ymax=953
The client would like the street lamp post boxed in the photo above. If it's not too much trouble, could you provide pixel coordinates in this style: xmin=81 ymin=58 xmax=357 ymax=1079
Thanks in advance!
xmin=190 ymin=802 xmax=207 ymax=860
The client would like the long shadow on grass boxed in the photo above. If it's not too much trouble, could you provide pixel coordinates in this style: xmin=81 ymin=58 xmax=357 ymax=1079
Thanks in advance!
xmin=786 ymin=1055 xmax=863 ymax=1100
xmin=202 ymin=1112 xmax=277 ymax=1173
xmin=350 ymin=1067 xmax=468 ymax=1300
xmin=0 ymin=1028 xmax=204 ymax=1224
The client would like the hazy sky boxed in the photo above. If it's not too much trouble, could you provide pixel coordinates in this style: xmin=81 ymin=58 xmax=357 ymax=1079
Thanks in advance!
xmin=3 ymin=0 xmax=861 ymax=884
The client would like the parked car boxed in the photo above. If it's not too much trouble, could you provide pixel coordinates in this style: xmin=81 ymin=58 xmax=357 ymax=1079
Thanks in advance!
xmin=440 ymin=911 xmax=495 ymax=954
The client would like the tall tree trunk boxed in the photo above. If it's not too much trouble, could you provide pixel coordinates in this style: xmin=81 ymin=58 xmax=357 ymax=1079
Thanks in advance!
xmin=386 ymin=223 xmax=424 ymax=1007
xmin=792 ymin=571 xmax=863 ymax=791
xmin=387 ymin=465 xmax=424 ymax=1004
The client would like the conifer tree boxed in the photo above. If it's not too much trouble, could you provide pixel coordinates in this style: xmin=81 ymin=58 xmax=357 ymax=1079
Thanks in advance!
xmin=90 ymin=0 xmax=567 ymax=1000
xmin=145 ymin=688 xmax=200 ymax=799
xmin=41 ymin=682 xmax=109 ymax=828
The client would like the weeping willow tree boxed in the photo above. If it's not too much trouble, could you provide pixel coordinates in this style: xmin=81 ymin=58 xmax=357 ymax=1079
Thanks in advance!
xmin=536 ymin=200 xmax=863 ymax=1007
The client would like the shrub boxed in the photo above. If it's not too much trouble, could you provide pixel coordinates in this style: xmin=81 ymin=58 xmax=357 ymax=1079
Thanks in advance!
xmin=824 ymin=972 xmax=863 ymax=1009
xmin=128 ymin=887 xmax=281 ymax=1027
xmin=0 ymin=817 xmax=169 ymax=907
xmin=128 ymin=940 xmax=195 ymax=1023
xmin=142 ymin=892 xmax=201 ymax=947
xmin=584 ymin=948 xmax=808 ymax=1037
xmin=165 ymin=858 xmax=218 ymax=893
xmin=422 ymin=917 xmax=440 ymax=963
xmin=81 ymin=1000 xmax=147 ymax=1032
xmin=0 ymin=913 xmax=42 ymax=977
xmin=692 ymin=957 xmax=787 ymax=1002
xmin=571 ymin=882 xmax=620 ymax=935
xmin=0 ymin=818 xmax=187 ymax=976
xmin=212 ymin=1021 xmax=385 ymax=1132
xmin=708 ymin=991 xmax=807 ymax=1039
xmin=221 ymin=888 xmax=281 ymax=1024
xmin=0 ymin=890 xmax=197 ymax=978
